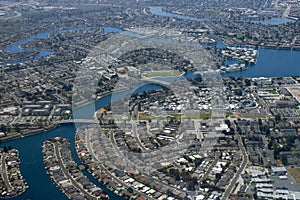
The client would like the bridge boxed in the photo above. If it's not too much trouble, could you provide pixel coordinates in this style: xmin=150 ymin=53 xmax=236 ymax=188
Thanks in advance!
xmin=59 ymin=119 xmax=99 ymax=124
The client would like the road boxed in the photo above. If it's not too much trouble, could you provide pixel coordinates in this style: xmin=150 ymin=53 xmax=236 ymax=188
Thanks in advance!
xmin=131 ymin=107 xmax=148 ymax=152
xmin=221 ymin=131 xmax=249 ymax=200
xmin=286 ymin=86 xmax=300 ymax=104
xmin=85 ymin=130 xmax=190 ymax=198
xmin=85 ymin=130 xmax=156 ymax=200
xmin=199 ymin=152 xmax=220 ymax=183
xmin=53 ymin=143 xmax=96 ymax=199
xmin=59 ymin=119 xmax=99 ymax=124
xmin=274 ymin=0 xmax=279 ymax=8
xmin=263 ymin=0 xmax=270 ymax=8
xmin=1 ymin=152 xmax=13 ymax=192
xmin=252 ymin=89 xmax=272 ymax=117
xmin=131 ymin=121 xmax=148 ymax=152
xmin=282 ymin=4 xmax=291 ymax=18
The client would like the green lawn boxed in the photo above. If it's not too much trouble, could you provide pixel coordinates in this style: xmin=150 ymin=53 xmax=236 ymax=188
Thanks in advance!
xmin=266 ymin=90 xmax=278 ymax=94
xmin=171 ymin=113 xmax=212 ymax=120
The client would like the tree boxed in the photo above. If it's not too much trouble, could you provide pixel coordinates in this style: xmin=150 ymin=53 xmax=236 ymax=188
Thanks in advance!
xmin=281 ymin=155 xmax=288 ymax=165
xmin=229 ymin=128 xmax=235 ymax=135
xmin=186 ymin=178 xmax=198 ymax=191
xmin=169 ymin=168 xmax=180 ymax=181
xmin=244 ymin=79 xmax=251 ymax=86
xmin=275 ymin=114 xmax=281 ymax=122
xmin=215 ymin=173 xmax=222 ymax=180
xmin=0 ymin=124 xmax=6 ymax=132
xmin=224 ymin=119 xmax=231 ymax=127
xmin=265 ymin=127 xmax=270 ymax=136
xmin=274 ymin=147 xmax=280 ymax=159
xmin=258 ymin=118 xmax=262 ymax=126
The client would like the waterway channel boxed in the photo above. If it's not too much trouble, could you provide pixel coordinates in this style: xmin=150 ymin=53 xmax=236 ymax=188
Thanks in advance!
xmin=149 ymin=6 xmax=295 ymax=25
xmin=1 ymin=10 xmax=300 ymax=199
xmin=2 ymin=24 xmax=300 ymax=78
xmin=0 ymin=83 xmax=162 ymax=200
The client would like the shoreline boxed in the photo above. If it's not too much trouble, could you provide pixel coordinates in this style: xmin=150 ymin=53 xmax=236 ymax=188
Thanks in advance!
xmin=2 ymin=25 xmax=300 ymax=69
xmin=1 ymin=75 xmax=300 ymax=144
xmin=218 ymin=38 xmax=300 ymax=51
xmin=0 ymin=149 xmax=27 ymax=199
xmin=0 ymin=124 xmax=59 ymax=143
xmin=0 ymin=89 xmax=122 ymax=144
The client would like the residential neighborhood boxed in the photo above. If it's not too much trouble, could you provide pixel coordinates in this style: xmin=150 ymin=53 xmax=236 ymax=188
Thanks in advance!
xmin=1 ymin=0 xmax=300 ymax=199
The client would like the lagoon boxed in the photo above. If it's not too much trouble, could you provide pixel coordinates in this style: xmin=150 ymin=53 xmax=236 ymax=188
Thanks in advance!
xmin=2 ymin=23 xmax=300 ymax=79
xmin=222 ymin=48 xmax=300 ymax=78
xmin=149 ymin=6 xmax=295 ymax=25
xmin=0 ymin=83 xmax=163 ymax=200
xmin=1 ymin=21 xmax=300 ymax=199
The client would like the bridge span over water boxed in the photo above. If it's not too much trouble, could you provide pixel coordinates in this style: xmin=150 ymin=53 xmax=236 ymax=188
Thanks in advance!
xmin=60 ymin=79 xmax=174 ymax=125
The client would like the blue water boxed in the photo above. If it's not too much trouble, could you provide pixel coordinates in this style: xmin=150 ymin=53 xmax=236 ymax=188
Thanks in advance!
xmin=1 ymin=31 xmax=53 ymax=67
xmin=149 ymin=6 xmax=295 ymax=25
xmin=0 ymin=93 xmax=126 ymax=200
xmin=73 ymin=83 xmax=162 ymax=120
xmin=0 ymin=26 xmax=124 ymax=67
xmin=0 ymin=83 xmax=165 ymax=200
xmin=222 ymin=48 xmax=300 ymax=78
xmin=0 ymin=125 xmax=75 ymax=200
xmin=148 ymin=6 xmax=300 ymax=78
xmin=1 ymin=17 xmax=300 ymax=199
xmin=149 ymin=7 xmax=206 ymax=22
xmin=3 ymin=23 xmax=300 ymax=78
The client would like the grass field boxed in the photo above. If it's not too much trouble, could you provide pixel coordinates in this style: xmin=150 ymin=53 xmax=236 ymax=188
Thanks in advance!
xmin=171 ymin=113 xmax=212 ymax=120
xmin=266 ymin=90 xmax=278 ymax=94
xmin=287 ymin=167 xmax=300 ymax=183
xmin=138 ymin=112 xmax=150 ymax=120
xmin=207 ymin=9 xmax=222 ymax=14
xmin=142 ymin=70 xmax=182 ymax=78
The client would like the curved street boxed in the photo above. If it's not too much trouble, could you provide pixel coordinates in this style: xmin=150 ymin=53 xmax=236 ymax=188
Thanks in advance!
xmin=53 ymin=143 xmax=96 ymax=200
xmin=1 ymin=153 xmax=12 ymax=193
